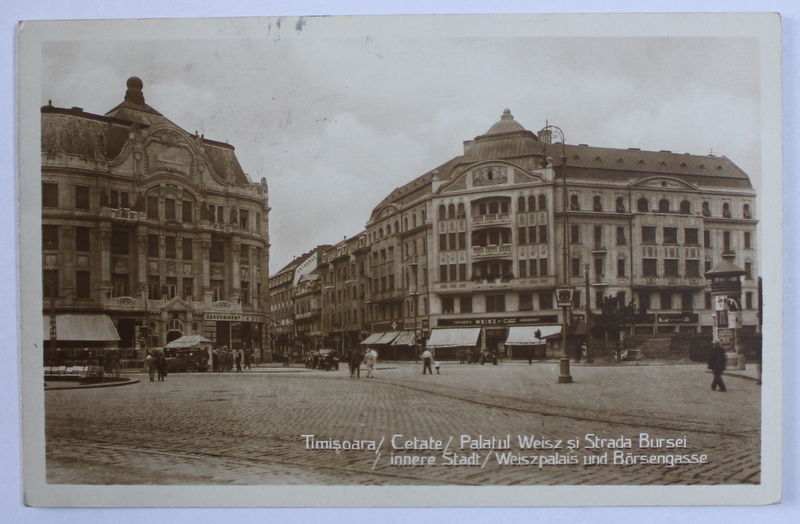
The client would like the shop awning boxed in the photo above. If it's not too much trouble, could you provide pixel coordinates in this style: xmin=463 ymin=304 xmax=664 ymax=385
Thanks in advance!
xmin=505 ymin=325 xmax=562 ymax=345
xmin=42 ymin=314 xmax=120 ymax=342
xmin=165 ymin=335 xmax=212 ymax=349
xmin=391 ymin=331 xmax=416 ymax=346
xmin=426 ymin=327 xmax=481 ymax=348
xmin=375 ymin=331 xmax=400 ymax=344
xmin=360 ymin=332 xmax=385 ymax=345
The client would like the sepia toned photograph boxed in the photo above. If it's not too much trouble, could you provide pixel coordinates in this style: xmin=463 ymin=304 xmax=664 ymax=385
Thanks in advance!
xmin=17 ymin=13 xmax=782 ymax=507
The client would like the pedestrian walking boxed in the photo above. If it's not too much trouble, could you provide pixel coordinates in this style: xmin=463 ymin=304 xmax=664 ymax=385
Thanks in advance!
xmin=421 ymin=348 xmax=433 ymax=375
xmin=434 ymin=361 xmax=441 ymax=375
xmin=145 ymin=351 xmax=156 ymax=382
xmin=244 ymin=350 xmax=251 ymax=369
xmin=708 ymin=344 xmax=727 ymax=392
xmin=235 ymin=350 xmax=243 ymax=372
xmin=212 ymin=349 xmax=219 ymax=372
xmin=364 ymin=348 xmax=377 ymax=378
xmin=349 ymin=347 xmax=363 ymax=378
xmin=157 ymin=352 xmax=167 ymax=382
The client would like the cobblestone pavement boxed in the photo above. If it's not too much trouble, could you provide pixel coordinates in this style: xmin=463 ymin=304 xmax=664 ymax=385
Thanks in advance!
xmin=45 ymin=361 xmax=761 ymax=486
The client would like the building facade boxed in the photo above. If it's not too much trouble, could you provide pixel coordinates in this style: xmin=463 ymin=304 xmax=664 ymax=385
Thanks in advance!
xmin=271 ymin=109 xmax=759 ymax=359
xmin=42 ymin=77 xmax=270 ymax=358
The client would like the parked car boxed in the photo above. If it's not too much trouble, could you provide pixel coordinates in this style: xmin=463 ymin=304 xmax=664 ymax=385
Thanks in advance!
xmin=163 ymin=348 xmax=209 ymax=372
xmin=466 ymin=349 xmax=498 ymax=365
xmin=307 ymin=349 xmax=339 ymax=370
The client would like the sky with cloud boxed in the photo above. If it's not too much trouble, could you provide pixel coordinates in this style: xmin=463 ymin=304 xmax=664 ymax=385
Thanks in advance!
xmin=40 ymin=17 xmax=762 ymax=274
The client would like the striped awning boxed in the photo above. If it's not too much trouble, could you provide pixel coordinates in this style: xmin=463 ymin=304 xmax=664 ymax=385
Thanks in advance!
xmin=505 ymin=325 xmax=562 ymax=345
xmin=426 ymin=328 xmax=481 ymax=348
xmin=42 ymin=314 xmax=120 ymax=342
xmin=391 ymin=331 xmax=416 ymax=346
xmin=375 ymin=331 xmax=400 ymax=344
xmin=360 ymin=332 xmax=384 ymax=345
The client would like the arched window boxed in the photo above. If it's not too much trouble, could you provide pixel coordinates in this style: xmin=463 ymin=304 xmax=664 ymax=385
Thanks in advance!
xmin=438 ymin=205 xmax=446 ymax=220
xmin=457 ymin=203 xmax=465 ymax=218
xmin=570 ymin=194 xmax=580 ymax=210
xmin=680 ymin=200 xmax=691 ymax=214
xmin=448 ymin=204 xmax=456 ymax=219
xmin=593 ymin=196 xmax=603 ymax=212
xmin=386 ymin=224 xmax=392 ymax=235
xmin=659 ymin=199 xmax=670 ymax=213
xmin=637 ymin=198 xmax=649 ymax=212
xmin=723 ymin=203 xmax=732 ymax=218
xmin=743 ymin=203 xmax=752 ymax=219
xmin=529 ymin=195 xmax=537 ymax=211
xmin=518 ymin=196 xmax=526 ymax=213
xmin=616 ymin=197 xmax=626 ymax=213
xmin=412 ymin=214 xmax=417 ymax=228
xmin=702 ymin=201 xmax=711 ymax=217
xmin=379 ymin=228 xmax=384 ymax=238
xmin=538 ymin=194 xmax=547 ymax=210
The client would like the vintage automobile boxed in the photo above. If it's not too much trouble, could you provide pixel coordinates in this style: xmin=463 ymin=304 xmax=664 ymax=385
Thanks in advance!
xmin=466 ymin=348 xmax=499 ymax=365
xmin=307 ymin=349 xmax=339 ymax=371
xmin=163 ymin=348 xmax=210 ymax=372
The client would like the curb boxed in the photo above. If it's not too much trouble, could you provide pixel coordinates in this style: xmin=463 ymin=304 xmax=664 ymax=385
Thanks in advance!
xmin=45 ymin=378 xmax=140 ymax=391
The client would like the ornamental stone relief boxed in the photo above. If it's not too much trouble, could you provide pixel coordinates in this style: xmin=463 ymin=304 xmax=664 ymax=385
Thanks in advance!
xmin=473 ymin=166 xmax=508 ymax=187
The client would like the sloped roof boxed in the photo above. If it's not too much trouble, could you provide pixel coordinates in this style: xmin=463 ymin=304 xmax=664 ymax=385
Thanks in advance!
xmin=461 ymin=109 xmax=543 ymax=164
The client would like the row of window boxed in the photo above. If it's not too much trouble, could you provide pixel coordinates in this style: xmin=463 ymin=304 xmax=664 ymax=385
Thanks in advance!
xmin=437 ymin=196 xmax=550 ymax=221
xmin=371 ymin=209 xmax=426 ymax=242
xmin=569 ymin=194 xmax=754 ymax=219
xmin=42 ymin=183 xmax=261 ymax=230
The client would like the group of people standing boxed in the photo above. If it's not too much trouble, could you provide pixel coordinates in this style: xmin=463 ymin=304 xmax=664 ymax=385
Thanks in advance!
xmin=144 ymin=351 xmax=167 ymax=382
xmin=212 ymin=347 xmax=251 ymax=372
xmin=348 ymin=347 xmax=378 ymax=378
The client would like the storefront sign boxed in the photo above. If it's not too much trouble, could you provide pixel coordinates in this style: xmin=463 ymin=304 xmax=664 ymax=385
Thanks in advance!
xmin=204 ymin=313 xmax=265 ymax=322
xmin=717 ymin=328 xmax=735 ymax=350
xmin=656 ymin=313 xmax=698 ymax=324
xmin=438 ymin=315 xmax=558 ymax=327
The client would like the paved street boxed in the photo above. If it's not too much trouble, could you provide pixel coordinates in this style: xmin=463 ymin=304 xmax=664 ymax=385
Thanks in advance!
xmin=45 ymin=361 xmax=761 ymax=486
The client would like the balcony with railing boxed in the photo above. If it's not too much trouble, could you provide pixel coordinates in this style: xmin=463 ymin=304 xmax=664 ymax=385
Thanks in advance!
xmin=472 ymin=213 xmax=510 ymax=227
xmin=472 ymin=244 xmax=513 ymax=258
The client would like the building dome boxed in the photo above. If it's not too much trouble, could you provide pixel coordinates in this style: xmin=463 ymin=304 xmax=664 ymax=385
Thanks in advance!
xmin=461 ymin=109 xmax=543 ymax=163
xmin=485 ymin=108 xmax=526 ymax=135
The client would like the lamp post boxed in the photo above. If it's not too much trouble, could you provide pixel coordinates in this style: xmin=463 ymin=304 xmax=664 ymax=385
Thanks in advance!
xmin=540 ymin=124 xmax=573 ymax=384
xmin=585 ymin=263 xmax=594 ymax=363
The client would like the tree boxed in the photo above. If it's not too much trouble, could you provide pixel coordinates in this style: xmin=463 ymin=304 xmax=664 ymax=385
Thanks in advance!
xmin=590 ymin=295 xmax=637 ymax=361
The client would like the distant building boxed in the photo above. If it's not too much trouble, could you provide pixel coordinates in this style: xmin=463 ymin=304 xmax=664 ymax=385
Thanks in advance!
xmin=42 ymin=77 xmax=270 ymax=359
xmin=273 ymin=109 xmax=759 ymax=359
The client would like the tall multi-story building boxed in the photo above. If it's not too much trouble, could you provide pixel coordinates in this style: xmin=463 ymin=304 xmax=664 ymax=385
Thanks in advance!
xmin=272 ymin=109 xmax=759 ymax=359
xmin=42 ymin=77 xmax=270 ymax=359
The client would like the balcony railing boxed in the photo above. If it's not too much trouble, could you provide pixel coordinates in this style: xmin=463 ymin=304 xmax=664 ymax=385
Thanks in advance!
xmin=472 ymin=213 xmax=510 ymax=225
xmin=472 ymin=244 xmax=512 ymax=257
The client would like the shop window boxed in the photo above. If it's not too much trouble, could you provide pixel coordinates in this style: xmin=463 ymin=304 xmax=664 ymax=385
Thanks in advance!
xmin=75 ymin=185 xmax=90 ymax=210
xmin=42 ymin=225 xmax=59 ymax=250
xmin=42 ymin=183 xmax=59 ymax=208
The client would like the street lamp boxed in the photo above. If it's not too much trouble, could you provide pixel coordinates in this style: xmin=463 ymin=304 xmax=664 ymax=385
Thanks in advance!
xmin=540 ymin=123 xmax=573 ymax=384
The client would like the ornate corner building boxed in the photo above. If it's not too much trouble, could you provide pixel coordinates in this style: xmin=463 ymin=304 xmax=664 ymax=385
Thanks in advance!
xmin=41 ymin=77 xmax=270 ymax=358
xmin=272 ymin=109 xmax=759 ymax=359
